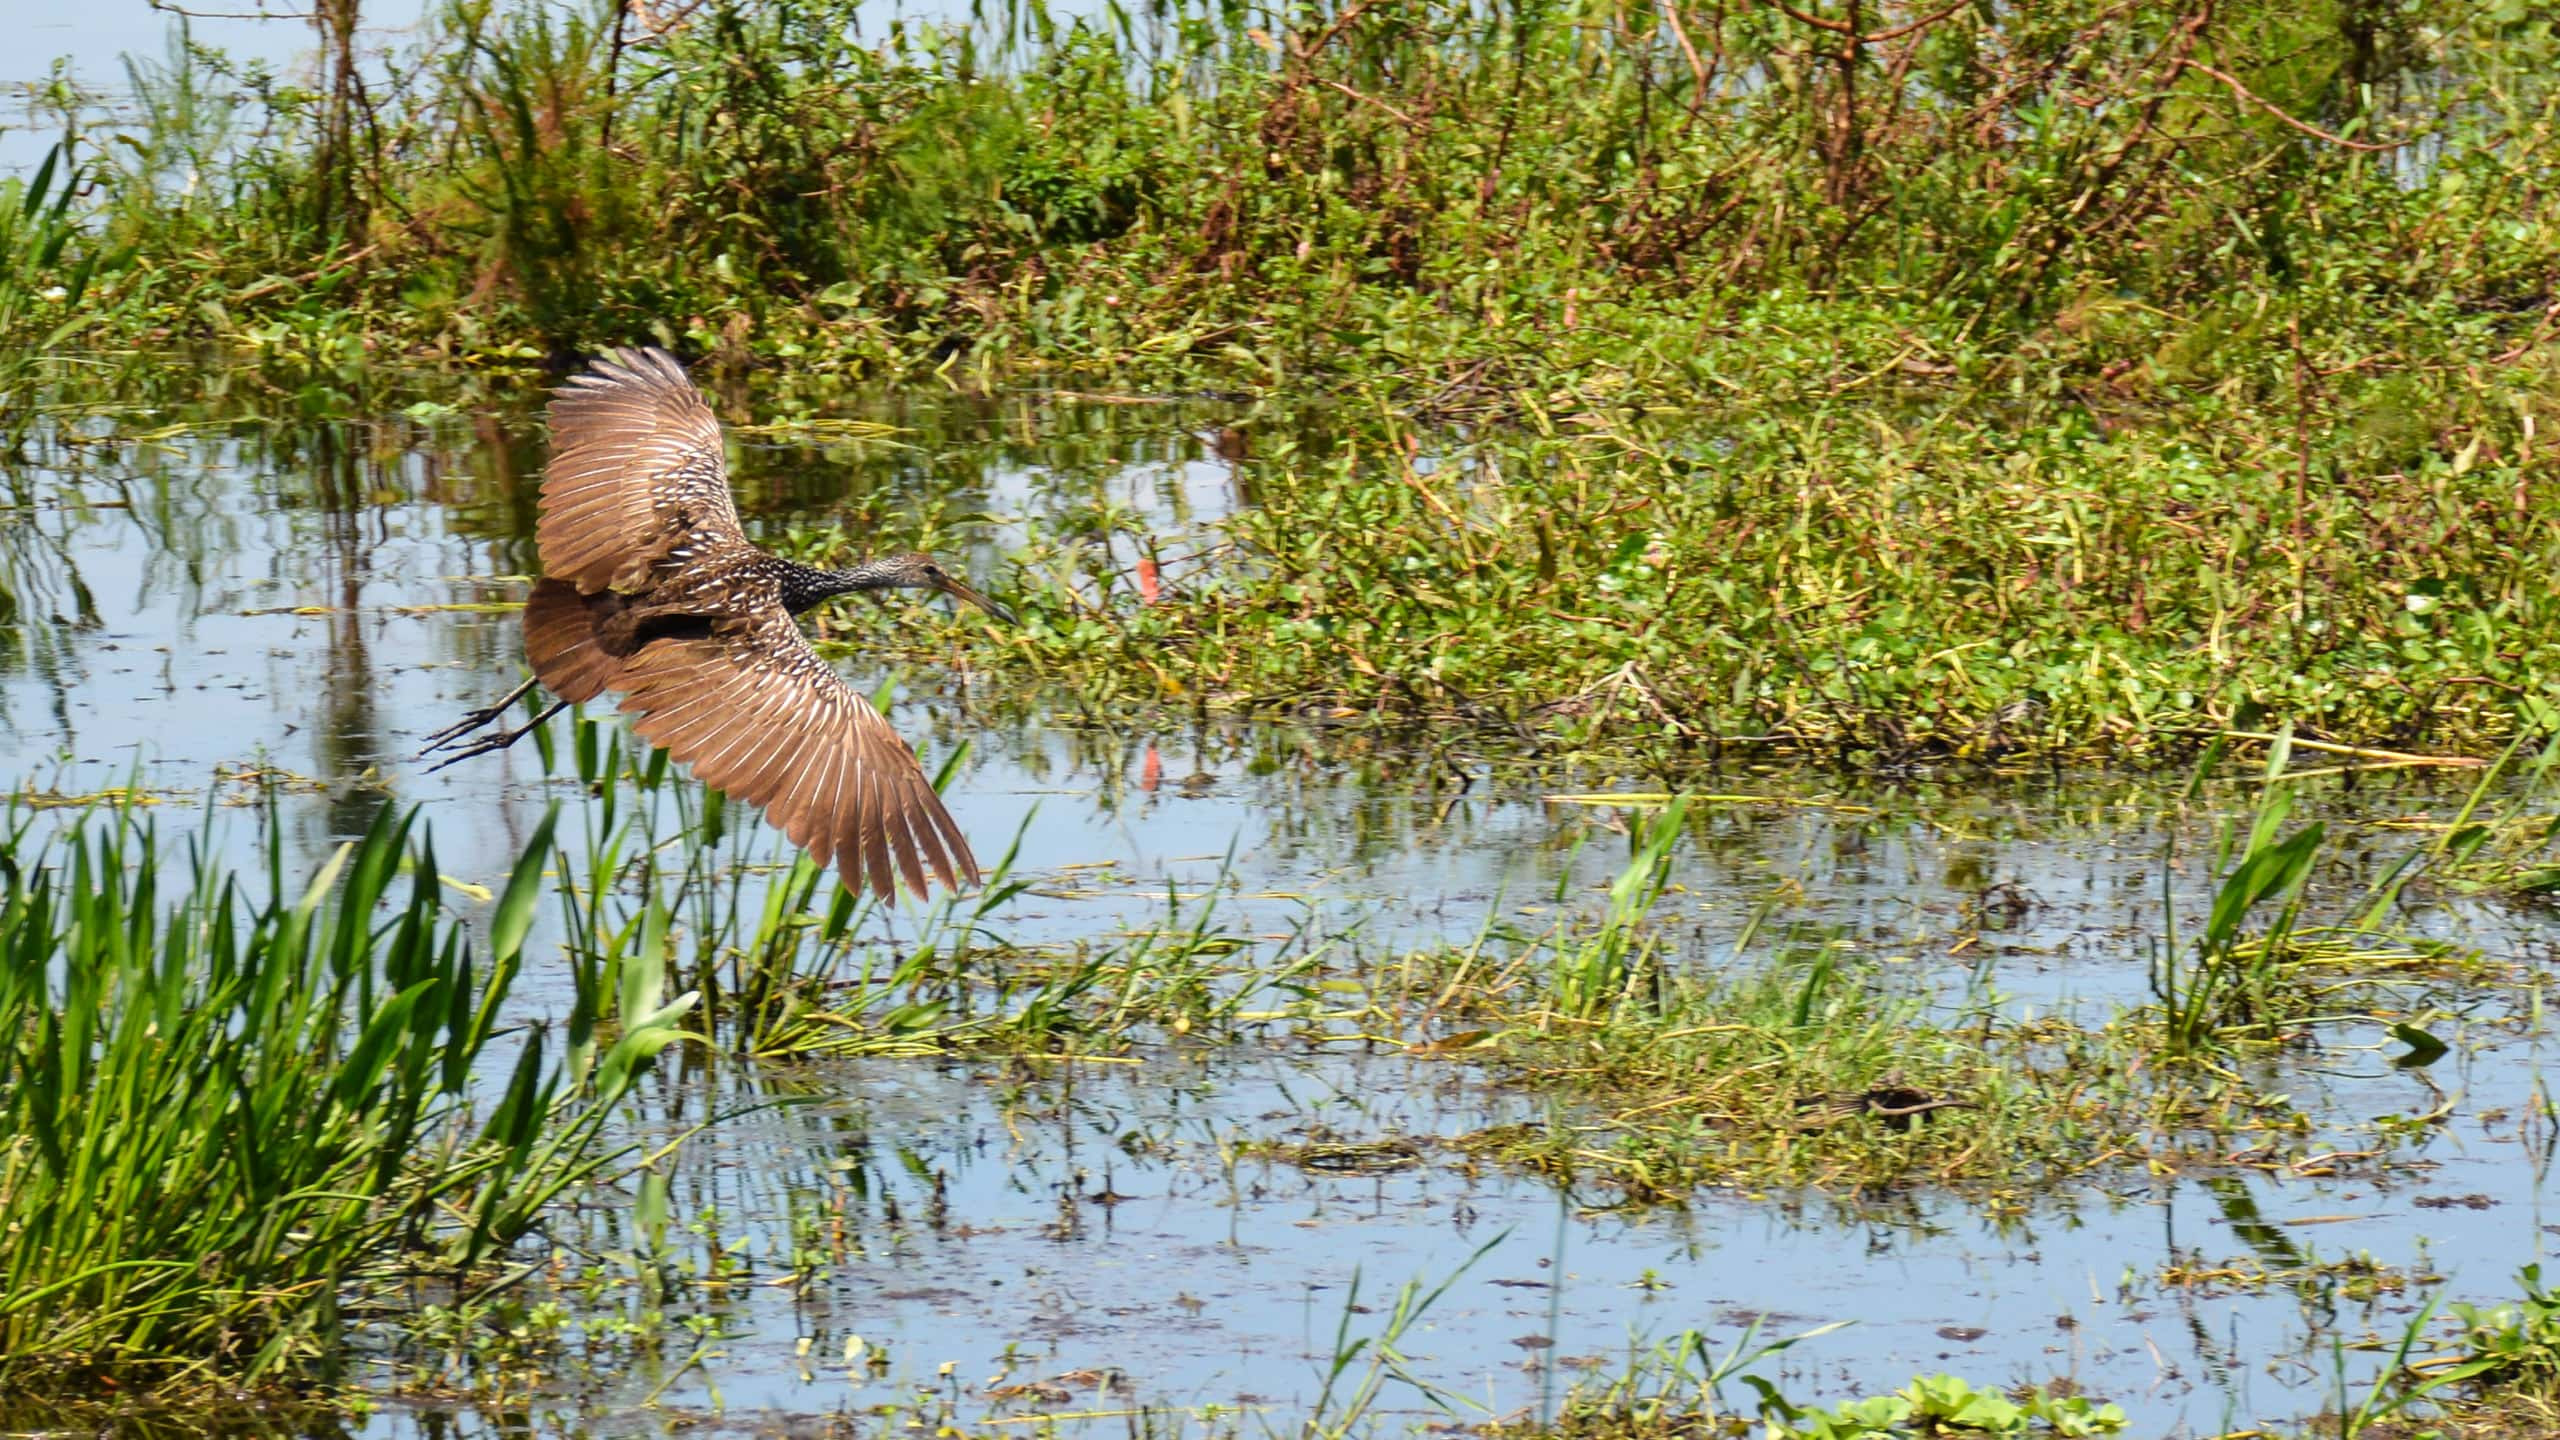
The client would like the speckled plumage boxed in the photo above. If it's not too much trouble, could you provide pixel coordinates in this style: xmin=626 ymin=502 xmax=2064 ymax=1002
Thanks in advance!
xmin=519 ymin=347 xmax=991 ymax=902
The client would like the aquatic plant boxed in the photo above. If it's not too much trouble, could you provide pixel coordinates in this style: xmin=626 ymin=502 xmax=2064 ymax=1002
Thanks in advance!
xmin=2152 ymin=758 xmax=2332 ymax=1056
xmin=47 ymin=0 xmax=2549 ymax=367
xmin=2140 ymin=731 xmax=2505 ymax=1057
xmin=1307 ymin=1234 xmax=1505 ymax=1437
xmin=2444 ymin=1269 xmax=2560 ymax=1397
xmin=0 ymin=798 xmax=692 ymax=1391
xmin=0 ymin=142 xmax=138 ymax=449
xmin=1752 ymin=1374 xmax=2128 ymax=1438
xmin=1527 ymin=1313 xmax=1853 ymax=1437
xmin=1316 ymin=771 xmax=2531 ymax=1198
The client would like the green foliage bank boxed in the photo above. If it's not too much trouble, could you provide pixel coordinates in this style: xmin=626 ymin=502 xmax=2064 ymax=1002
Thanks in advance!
xmin=12 ymin=0 xmax=2560 ymax=758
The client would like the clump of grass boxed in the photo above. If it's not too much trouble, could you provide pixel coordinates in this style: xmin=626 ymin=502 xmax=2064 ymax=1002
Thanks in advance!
xmin=2377 ymin=1269 xmax=2560 ymax=1436
xmin=0 ymin=141 xmax=139 ymax=448
xmin=1346 ymin=793 xmax=2505 ymax=1198
xmin=1500 ymin=1321 xmax=2120 ymax=1440
xmin=0 ymin=798 xmax=691 ymax=1394
xmin=1360 ymin=806 xmax=2101 ymax=1194
xmin=2389 ymin=735 xmax=2560 ymax=896
xmin=2147 ymin=733 xmax=2504 ymax=1057
xmin=2152 ymin=788 xmax=2331 ymax=1056
xmin=1429 ymin=940 xmax=2093 ymax=1196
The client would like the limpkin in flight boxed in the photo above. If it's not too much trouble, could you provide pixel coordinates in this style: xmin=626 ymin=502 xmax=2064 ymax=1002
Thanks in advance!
xmin=420 ymin=347 xmax=1013 ymax=901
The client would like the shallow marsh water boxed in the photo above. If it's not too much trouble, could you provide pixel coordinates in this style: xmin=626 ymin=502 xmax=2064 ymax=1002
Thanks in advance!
xmin=6 ymin=369 xmax=2560 ymax=1437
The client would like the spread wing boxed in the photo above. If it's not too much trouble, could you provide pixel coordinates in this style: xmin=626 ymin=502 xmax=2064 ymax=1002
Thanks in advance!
xmin=611 ymin=604 xmax=980 ymax=902
xmin=537 ymin=348 xmax=746 ymax=593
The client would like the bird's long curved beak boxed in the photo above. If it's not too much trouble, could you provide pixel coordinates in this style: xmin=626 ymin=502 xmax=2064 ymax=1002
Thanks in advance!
xmin=935 ymin=573 xmax=1017 ymax=626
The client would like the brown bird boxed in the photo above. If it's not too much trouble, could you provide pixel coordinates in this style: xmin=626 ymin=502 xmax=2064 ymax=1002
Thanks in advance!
xmin=420 ymin=347 xmax=1013 ymax=901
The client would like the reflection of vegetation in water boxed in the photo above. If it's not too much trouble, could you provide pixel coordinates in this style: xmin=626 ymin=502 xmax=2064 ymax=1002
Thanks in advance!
xmin=0 ymin=491 xmax=99 ymax=693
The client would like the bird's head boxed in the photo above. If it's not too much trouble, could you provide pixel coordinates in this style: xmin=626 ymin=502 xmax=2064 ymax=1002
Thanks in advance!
xmin=886 ymin=552 xmax=1017 ymax=626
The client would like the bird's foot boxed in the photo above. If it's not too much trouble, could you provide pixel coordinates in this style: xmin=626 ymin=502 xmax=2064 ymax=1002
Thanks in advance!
xmin=417 ymin=704 xmax=511 ymax=757
xmin=417 ymin=722 xmax=537 ymax=775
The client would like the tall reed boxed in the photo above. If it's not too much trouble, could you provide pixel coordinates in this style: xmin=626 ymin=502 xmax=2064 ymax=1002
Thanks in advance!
xmin=0 ymin=798 xmax=690 ymax=1391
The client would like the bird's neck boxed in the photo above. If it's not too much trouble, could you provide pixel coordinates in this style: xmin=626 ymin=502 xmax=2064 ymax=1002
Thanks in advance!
xmin=775 ymin=557 xmax=911 ymax=615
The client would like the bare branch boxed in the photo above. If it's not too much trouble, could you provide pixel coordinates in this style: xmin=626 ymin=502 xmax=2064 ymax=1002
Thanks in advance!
xmin=1763 ymin=0 xmax=1853 ymax=36
xmin=146 ymin=1 xmax=313 ymax=18
xmin=1320 ymin=77 xmax=1419 ymax=128
xmin=1858 ymin=0 xmax=1974 ymax=43
xmin=2177 ymin=58 xmax=2413 ymax=152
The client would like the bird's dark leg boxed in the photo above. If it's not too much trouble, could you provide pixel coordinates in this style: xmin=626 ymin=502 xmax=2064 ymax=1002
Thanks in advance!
xmin=418 ymin=675 xmax=542 ymax=756
xmin=418 ymin=696 xmax=572 ymax=774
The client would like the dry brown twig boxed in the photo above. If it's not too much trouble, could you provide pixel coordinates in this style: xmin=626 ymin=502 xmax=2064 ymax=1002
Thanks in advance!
xmin=2175 ymin=58 xmax=2415 ymax=153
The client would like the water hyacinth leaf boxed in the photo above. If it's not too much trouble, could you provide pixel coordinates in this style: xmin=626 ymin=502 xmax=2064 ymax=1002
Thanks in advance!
xmin=1738 ymin=1375 xmax=1806 ymax=1424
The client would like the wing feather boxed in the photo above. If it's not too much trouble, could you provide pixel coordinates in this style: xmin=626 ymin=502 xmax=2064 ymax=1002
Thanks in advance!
xmin=918 ymin=788 xmax=974 ymax=891
xmin=883 ymin=802 xmax=930 ymax=900
xmin=537 ymin=347 xmax=746 ymax=593
xmin=857 ymin=749 xmax=896 ymax=903
xmin=790 ymin=725 xmax=850 ymax=871
xmin=612 ymin=604 xmax=981 ymax=902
